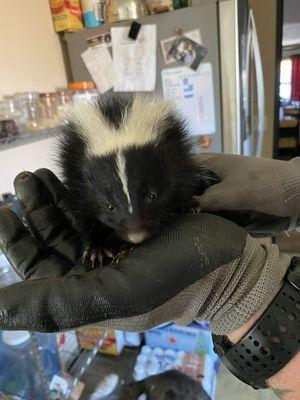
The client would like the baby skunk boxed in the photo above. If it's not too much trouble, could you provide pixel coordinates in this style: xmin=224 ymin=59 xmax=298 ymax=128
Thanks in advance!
xmin=58 ymin=93 xmax=213 ymax=265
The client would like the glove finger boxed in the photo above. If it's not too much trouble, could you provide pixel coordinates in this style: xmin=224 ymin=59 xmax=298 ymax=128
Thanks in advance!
xmin=212 ymin=209 xmax=291 ymax=237
xmin=197 ymin=181 xmax=239 ymax=211
xmin=0 ymin=208 xmax=72 ymax=280
xmin=196 ymin=152 xmax=235 ymax=179
xmin=34 ymin=168 xmax=74 ymax=223
xmin=14 ymin=170 xmax=82 ymax=264
xmin=0 ymin=214 xmax=246 ymax=332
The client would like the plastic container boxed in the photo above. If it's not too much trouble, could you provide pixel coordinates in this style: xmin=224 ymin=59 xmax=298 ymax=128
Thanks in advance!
xmin=0 ymin=330 xmax=61 ymax=399
xmin=69 ymin=82 xmax=97 ymax=103
xmin=81 ymin=0 xmax=105 ymax=28
xmin=146 ymin=0 xmax=173 ymax=14
xmin=2 ymin=96 xmax=25 ymax=133
xmin=0 ymin=100 xmax=20 ymax=141
xmin=107 ymin=0 xmax=148 ymax=23
xmin=15 ymin=92 xmax=45 ymax=131
xmin=68 ymin=81 xmax=95 ymax=91
xmin=39 ymin=93 xmax=59 ymax=128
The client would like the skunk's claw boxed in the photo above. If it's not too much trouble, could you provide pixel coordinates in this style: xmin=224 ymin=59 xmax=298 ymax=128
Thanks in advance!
xmin=90 ymin=248 xmax=98 ymax=268
xmin=81 ymin=246 xmax=91 ymax=264
xmin=82 ymin=245 xmax=132 ymax=267
xmin=112 ymin=248 xmax=132 ymax=264
xmin=190 ymin=206 xmax=201 ymax=214
xmin=182 ymin=197 xmax=201 ymax=215
xmin=103 ymin=248 xmax=115 ymax=259
xmin=98 ymin=252 xmax=103 ymax=268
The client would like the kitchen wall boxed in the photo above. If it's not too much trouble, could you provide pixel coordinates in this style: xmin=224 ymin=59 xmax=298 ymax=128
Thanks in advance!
xmin=249 ymin=0 xmax=279 ymax=158
xmin=0 ymin=0 xmax=67 ymax=194
xmin=0 ymin=138 xmax=60 ymax=194
xmin=0 ymin=0 xmax=67 ymax=98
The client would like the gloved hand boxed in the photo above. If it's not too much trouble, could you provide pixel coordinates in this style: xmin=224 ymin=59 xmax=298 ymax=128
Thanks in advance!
xmin=196 ymin=153 xmax=300 ymax=236
xmin=0 ymin=169 xmax=290 ymax=334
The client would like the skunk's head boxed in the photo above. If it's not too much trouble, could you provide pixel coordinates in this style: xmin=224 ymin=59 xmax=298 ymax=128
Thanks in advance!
xmin=59 ymin=94 xmax=209 ymax=244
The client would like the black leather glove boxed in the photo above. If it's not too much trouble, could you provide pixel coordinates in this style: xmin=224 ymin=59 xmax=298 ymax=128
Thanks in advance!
xmin=0 ymin=169 xmax=289 ymax=334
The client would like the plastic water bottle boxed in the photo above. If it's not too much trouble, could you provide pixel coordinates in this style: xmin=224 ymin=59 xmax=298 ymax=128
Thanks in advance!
xmin=0 ymin=331 xmax=31 ymax=398
xmin=0 ymin=331 xmax=61 ymax=399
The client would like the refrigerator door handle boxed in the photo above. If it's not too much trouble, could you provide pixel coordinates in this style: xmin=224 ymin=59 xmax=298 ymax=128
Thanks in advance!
xmin=243 ymin=14 xmax=252 ymax=153
xmin=249 ymin=9 xmax=265 ymax=157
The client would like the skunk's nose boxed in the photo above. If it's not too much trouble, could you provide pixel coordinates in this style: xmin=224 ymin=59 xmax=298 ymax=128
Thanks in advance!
xmin=126 ymin=230 xmax=150 ymax=244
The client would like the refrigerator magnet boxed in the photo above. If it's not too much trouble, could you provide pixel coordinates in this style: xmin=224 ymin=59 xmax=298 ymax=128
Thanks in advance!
xmin=128 ymin=21 xmax=142 ymax=40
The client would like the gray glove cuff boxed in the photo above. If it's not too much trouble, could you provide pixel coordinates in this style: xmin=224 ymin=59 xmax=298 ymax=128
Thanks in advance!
xmin=96 ymin=237 xmax=290 ymax=336
xmin=286 ymin=157 xmax=300 ymax=230
xmin=207 ymin=237 xmax=290 ymax=334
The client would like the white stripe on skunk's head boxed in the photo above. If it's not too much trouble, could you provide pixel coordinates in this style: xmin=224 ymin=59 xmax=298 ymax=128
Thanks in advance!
xmin=116 ymin=151 xmax=133 ymax=214
xmin=64 ymin=94 xmax=173 ymax=157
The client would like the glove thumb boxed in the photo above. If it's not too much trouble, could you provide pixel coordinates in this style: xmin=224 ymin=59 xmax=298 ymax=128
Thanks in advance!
xmin=198 ymin=182 xmax=234 ymax=212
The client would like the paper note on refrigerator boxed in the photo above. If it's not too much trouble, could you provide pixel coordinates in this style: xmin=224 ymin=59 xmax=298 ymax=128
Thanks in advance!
xmin=161 ymin=64 xmax=216 ymax=136
xmin=111 ymin=25 xmax=157 ymax=91
xmin=81 ymin=45 xmax=117 ymax=93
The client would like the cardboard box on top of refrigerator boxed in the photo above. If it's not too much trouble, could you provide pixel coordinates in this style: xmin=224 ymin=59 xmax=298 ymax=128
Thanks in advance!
xmin=49 ymin=0 xmax=83 ymax=32
xmin=76 ymin=326 xmax=125 ymax=356
xmin=145 ymin=322 xmax=218 ymax=359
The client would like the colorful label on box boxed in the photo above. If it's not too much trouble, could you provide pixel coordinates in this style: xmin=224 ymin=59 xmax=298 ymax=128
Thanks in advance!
xmin=76 ymin=327 xmax=125 ymax=356
xmin=49 ymin=0 xmax=83 ymax=32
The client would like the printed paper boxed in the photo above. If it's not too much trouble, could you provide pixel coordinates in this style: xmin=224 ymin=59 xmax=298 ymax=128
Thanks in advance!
xmin=111 ymin=25 xmax=157 ymax=92
xmin=81 ymin=45 xmax=117 ymax=93
xmin=162 ymin=64 xmax=216 ymax=136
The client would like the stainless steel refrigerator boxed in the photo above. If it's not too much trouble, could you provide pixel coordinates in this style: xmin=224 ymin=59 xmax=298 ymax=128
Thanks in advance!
xmin=64 ymin=0 xmax=267 ymax=156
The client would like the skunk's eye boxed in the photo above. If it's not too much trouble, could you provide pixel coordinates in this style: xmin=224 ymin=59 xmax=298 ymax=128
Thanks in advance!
xmin=145 ymin=192 xmax=157 ymax=204
xmin=108 ymin=204 xmax=115 ymax=212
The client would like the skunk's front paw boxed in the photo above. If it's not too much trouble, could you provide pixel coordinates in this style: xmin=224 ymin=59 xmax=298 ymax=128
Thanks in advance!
xmin=189 ymin=206 xmax=201 ymax=214
xmin=182 ymin=197 xmax=201 ymax=214
xmin=81 ymin=245 xmax=115 ymax=268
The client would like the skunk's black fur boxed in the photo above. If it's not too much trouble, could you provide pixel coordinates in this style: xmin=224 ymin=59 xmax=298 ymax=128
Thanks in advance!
xmin=58 ymin=93 xmax=213 ymax=254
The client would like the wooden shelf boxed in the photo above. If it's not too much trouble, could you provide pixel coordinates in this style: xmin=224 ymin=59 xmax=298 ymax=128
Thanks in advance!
xmin=278 ymin=137 xmax=298 ymax=149
xmin=280 ymin=118 xmax=298 ymax=129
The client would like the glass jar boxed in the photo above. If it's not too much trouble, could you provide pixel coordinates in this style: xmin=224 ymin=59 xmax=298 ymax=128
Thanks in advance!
xmin=39 ymin=92 xmax=59 ymax=128
xmin=15 ymin=92 xmax=45 ymax=131
xmin=56 ymin=90 xmax=73 ymax=119
xmin=2 ymin=96 xmax=26 ymax=133
xmin=0 ymin=101 xmax=19 ymax=142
